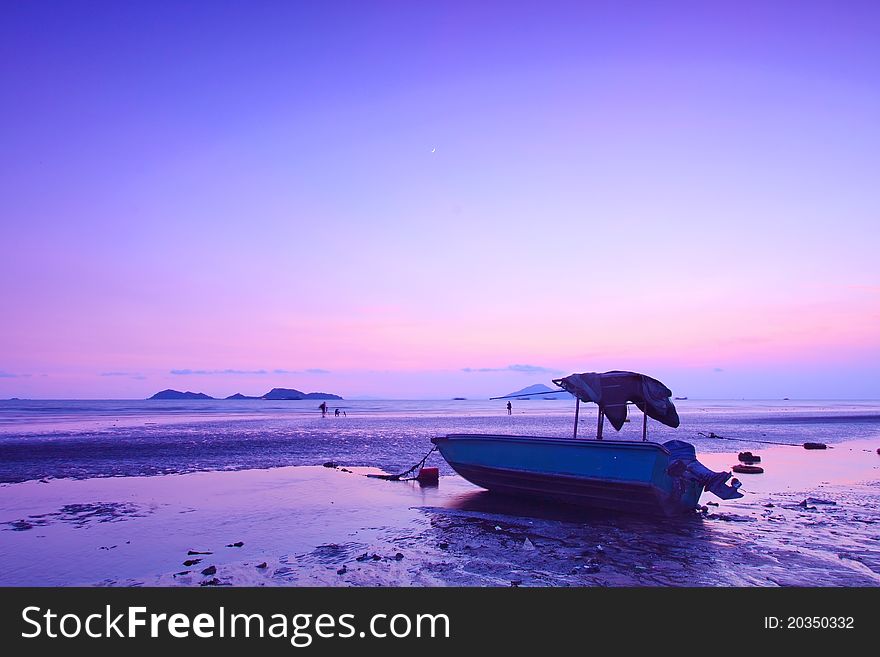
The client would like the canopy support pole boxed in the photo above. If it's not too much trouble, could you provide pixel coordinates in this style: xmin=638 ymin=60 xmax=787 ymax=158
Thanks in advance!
xmin=642 ymin=410 xmax=648 ymax=441
xmin=573 ymin=398 xmax=580 ymax=439
xmin=596 ymin=408 xmax=604 ymax=440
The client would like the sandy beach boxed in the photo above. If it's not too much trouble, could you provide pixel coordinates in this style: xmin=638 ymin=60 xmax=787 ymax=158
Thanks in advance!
xmin=1 ymin=437 xmax=877 ymax=587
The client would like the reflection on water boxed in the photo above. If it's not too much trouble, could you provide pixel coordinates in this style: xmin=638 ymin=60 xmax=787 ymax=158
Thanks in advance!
xmin=448 ymin=489 xmax=644 ymax=524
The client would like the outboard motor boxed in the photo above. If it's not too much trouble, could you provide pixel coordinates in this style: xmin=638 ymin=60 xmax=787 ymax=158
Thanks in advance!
xmin=664 ymin=440 xmax=743 ymax=500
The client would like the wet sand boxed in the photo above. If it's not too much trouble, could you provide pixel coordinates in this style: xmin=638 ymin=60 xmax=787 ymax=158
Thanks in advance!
xmin=0 ymin=438 xmax=877 ymax=587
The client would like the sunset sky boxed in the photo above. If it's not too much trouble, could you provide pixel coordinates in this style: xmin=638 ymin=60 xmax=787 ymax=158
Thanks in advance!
xmin=2 ymin=1 xmax=878 ymax=399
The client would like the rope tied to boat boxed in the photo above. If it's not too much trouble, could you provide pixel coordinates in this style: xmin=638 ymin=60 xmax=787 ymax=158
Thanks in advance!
xmin=367 ymin=446 xmax=438 ymax=481
xmin=697 ymin=432 xmax=829 ymax=449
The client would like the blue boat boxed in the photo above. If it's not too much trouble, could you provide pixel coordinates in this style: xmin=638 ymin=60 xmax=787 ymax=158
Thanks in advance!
xmin=432 ymin=371 xmax=742 ymax=517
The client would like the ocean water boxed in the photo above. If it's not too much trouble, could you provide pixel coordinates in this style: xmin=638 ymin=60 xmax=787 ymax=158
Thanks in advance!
xmin=1 ymin=399 xmax=879 ymax=587
xmin=0 ymin=398 xmax=878 ymax=484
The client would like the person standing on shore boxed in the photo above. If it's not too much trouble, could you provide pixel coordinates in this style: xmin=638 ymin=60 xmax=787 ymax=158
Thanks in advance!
xmin=319 ymin=402 xmax=327 ymax=417
xmin=507 ymin=401 xmax=512 ymax=415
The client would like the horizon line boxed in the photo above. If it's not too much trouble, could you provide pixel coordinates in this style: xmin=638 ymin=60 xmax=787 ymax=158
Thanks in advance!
xmin=2 ymin=397 xmax=879 ymax=403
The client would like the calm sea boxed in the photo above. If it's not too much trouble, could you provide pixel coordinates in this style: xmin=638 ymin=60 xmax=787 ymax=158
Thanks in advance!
xmin=0 ymin=398 xmax=878 ymax=483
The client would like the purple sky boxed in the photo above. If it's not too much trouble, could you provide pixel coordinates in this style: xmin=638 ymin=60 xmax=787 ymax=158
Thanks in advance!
xmin=1 ymin=1 xmax=878 ymax=399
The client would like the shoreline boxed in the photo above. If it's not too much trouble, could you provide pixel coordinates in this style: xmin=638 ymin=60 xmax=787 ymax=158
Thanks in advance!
xmin=0 ymin=437 xmax=878 ymax=587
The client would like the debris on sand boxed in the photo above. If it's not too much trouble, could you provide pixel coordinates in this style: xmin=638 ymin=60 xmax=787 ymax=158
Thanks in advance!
xmin=200 ymin=578 xmax=222 ymax=586
xmin=201 ymin=565 xmax=216 ymax=576
xmin=796 ymin=498 xmax=836 ymax=509
xmin=183 ymin=559 xmax=202 ymax=567
xmin=732 ymin=464 xmax=764 ymax=474
xmin=256 ymin=562 xmax=268 ymax=569
xmin=226 ymin=541 xmax=244 ymax=548
xmin=707 ymin=513 xmax=754 ymax=522
xmin=323 ymin=462 xmax=339 ymax=469
xmin=187 ymin=550 xmax=212 ymax=555
xmin=336 ymin=565 xmax=347 ymax=575
xmin=738 ymin=451 xmax=761 ymax=464
xmin=803 ymin=442 xmax=827 ymax=450
xmin=804 ymin=497 xmax=836 ymax=506
xmin=510 ymin=580 xmax=522 ymax=587
xmin=394 ymin=552 xmax=404 ymax=560
xmin=522 ymin=538 xmax=536 ymax=551
xmin=438 ymin=542 xmax=449 ymax=550
xmin=5 ymin=520 xmax=34 ymax=531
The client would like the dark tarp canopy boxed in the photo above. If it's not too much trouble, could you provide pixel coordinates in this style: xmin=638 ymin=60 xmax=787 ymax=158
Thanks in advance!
xmin=552 ymin=371 xmax=680 ymax=431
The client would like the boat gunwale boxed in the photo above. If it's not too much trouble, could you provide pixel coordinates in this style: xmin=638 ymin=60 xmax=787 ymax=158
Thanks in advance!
xmin=433 ymin=433 xmax=673 ymax=455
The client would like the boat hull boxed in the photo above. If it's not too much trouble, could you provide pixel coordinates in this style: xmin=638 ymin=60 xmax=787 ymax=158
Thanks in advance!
xmin=431 ymin=434 xmax=702 ymax=517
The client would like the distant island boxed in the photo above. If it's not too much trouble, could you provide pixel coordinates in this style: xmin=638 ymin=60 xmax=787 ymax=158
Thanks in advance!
xmin=505 ymin=383 xmax=573 ymax=400
xmin=148 ymin=387 xmax=342 ymax=401
xmin=261 ymin=387 xmax=342 ymax=401
xmin=149 ymin=389 xmax=214 ymax=400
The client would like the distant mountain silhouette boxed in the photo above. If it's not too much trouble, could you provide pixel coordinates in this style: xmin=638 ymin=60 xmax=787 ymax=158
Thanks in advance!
xmin=260 ymin=388 xmax=343 ymax=400
xmin=152 ymin=388 xmax=343 ymax=401
xmin=149 ymin=389 xmax=214 ymax=400
xmin=302 ymin=391 xmax=343 ymax=400
xmin=505 ymin=383 xmax=573 ymax=400
xmin=262 ymin=387 xmax=306 ymax=400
